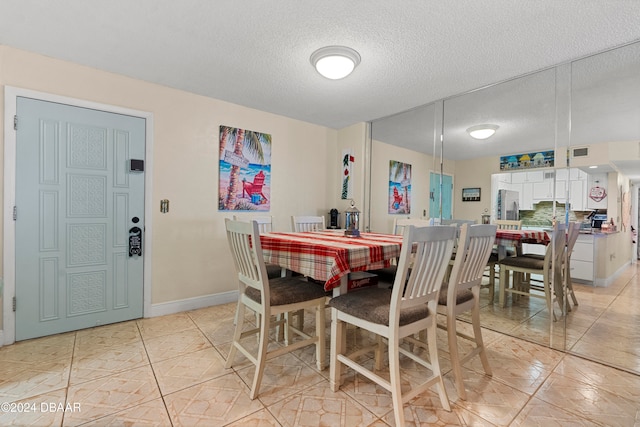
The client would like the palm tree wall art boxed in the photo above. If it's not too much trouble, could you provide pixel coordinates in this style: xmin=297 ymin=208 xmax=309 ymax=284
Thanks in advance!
xmin=219 ymin=125 xmax=272 ymax=211
xmin=389 ymin=160 xmax=411 ymax=214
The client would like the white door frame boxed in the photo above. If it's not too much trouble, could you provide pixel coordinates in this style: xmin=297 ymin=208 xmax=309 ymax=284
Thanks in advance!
xmin=3 ymin=86 xmax=154 ymax=345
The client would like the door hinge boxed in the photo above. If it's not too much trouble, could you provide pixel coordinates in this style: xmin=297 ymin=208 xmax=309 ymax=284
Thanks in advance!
xmin=13 ymin=296 xmax=16 ymax=312
xmin=13 ymin=206 xmax=17 ymax=221
xmin=14 ymin=115 xmax=18 ymax=130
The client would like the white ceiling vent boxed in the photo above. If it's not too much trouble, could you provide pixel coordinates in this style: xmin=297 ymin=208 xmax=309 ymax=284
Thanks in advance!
xmin=572 ymin=147 xmax=589 ymax=158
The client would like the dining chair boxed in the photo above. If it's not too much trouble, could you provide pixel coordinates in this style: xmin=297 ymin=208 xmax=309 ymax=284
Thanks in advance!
xmin=520 ymin=221 xmax=580 ymax=310
xmin=436 ymin=223 xmax=497 ymax=400
xmin=233 ymin=215 xmax=283 ymax=279
xmin=329 ymin=225 xmax=457 ymax=426
xmin=224 ymin=219 xmax=327 ymax=399
xmin=485 ymin=219 xmax=523 ymax=300
xmin=231 ymin=215 xmax=288 ymax=329
xmin=494 ymin=219 xmax=523 ymax=230
xmin=498 ymin=223 xmax=565 ymax=320
xmin=564 ymin=221 xmax=581 ymax=307
xmin=441 ymin=219 xmax=476 ymax=226
xmin=371 ymin=218 xmax=431 ymax=285
xmin=291 ymin=215 xmax=326 ymax=232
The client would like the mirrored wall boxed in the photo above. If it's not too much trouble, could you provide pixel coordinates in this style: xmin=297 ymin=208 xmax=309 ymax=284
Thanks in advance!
xmin=369 ymin=40 xmax=640 ymax=375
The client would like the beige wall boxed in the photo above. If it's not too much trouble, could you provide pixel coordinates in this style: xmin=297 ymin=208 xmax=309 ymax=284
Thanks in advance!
xmin=0 ymin=46 xmax=339 ymax=308
xmin=451 ymin=155 xmax=499 ymax=223
xmin=334 ymin=122 xmax=367 ymax=216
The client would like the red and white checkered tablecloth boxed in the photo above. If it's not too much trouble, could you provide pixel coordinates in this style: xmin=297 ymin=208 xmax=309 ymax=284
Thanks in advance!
xmin=260 ymin=231 xmax=403 ymax=291
xmin=495 ymin=229 xmax=550 ymax=247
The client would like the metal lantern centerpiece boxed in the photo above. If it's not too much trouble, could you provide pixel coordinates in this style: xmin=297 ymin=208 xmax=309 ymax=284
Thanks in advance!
xmin=344 ymin=199 xmax=361 ymax=237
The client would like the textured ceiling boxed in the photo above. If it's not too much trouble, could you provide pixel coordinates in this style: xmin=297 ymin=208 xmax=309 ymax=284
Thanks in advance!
xmin=1 ymin=1 xmax=640 ymax=180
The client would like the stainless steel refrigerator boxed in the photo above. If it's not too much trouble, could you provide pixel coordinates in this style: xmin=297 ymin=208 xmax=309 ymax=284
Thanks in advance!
xmin=497 ymin=189 xmax=520 ymax=220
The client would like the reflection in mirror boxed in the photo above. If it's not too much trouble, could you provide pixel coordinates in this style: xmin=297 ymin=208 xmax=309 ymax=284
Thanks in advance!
xmin=442 ymin=68 xmax=567 ymax=350
xmin=369 ymin=103 xmax=445 ymax=234
xmin=367 ymin=41 xmax=640 ymax=377
xmin=568 ymin=40 xmax=640 ymax=375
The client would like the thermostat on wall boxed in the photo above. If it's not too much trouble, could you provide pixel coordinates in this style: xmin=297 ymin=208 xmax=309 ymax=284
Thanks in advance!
xmin=129 ymin=159 xmax=144 ymax=172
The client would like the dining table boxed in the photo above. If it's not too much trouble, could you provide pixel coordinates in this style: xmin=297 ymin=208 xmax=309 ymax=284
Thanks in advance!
xmin=494 ymin=229 xmax=550 ymax=259
xmin=260 ymin=230 xmax=403 ymax=296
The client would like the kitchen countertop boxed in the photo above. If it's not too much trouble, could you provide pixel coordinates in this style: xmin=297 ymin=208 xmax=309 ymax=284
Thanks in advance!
xmin=542 ymin=228 xmax=619 ymax=235
xmin=578 ymin=229 xmax=619 ymax=235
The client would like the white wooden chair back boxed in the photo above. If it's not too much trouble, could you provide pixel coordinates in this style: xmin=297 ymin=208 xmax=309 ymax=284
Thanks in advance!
xmin=225 ymin=219 xmax=268 ymax=297
xmin=233 ymin=215 xmax=273 ymax=233
xmin=392 ymin=225 xmax=457 ymax=316
xmin=447 ymin=224 xmax=497 ymax=295
xmin=495 ymin=219 xmax=522 ymax=230
xmin=392 ymin=218 xmax=430 ymax=235
xmin=291 ymin=215 xmax=325 ymax=232
xmin=547 ymin=222 xmax=566 ymax=270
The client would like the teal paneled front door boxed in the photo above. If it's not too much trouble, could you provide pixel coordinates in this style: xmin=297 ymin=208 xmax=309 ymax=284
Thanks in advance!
xmin=429 ymin=172 xmax=453 ymax=220
xmin=15 ymin=97 xmax=146 ymax=340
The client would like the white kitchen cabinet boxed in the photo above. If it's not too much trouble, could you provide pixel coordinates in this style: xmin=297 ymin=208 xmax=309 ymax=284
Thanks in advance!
xmin=527 ymin=170 xmax=544 ymax=182
xmin=555 ymin=168 xmax=569 ymax=181
xmin=497 ymin=173 xmax=511 ymax=184
xmin=512 ymin=170 xmax=544 ymax=184
xmin=555 ymin=179 xmax=567 ymax=200
xmin=511 ymin=172 xmax=526 ymax=184
xmin=520 ymin=182 xmax=534 ymax=210
xmin=571 ymin=234 xmax=594 ymax=282
xmin=496 ymin=168 xmax=587 ymax=209
xmin=570 ymin=168 xmax=587 ymax=181
xmin=532 ymin=180 xmax=552 ymax=200
xmin=570 ymin=179 xmax=585 ymax=211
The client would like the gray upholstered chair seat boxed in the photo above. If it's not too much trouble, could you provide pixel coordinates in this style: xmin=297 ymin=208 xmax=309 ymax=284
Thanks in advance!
xmin=499 ymin=256 xmax=545 ymax=269
xmin=246 ymin=277 xmax=327 ymax=306
xmin=328 ymin=287 xmax=429 ymax=326
xmin=438 ymin=286 xmax=473 ymax=306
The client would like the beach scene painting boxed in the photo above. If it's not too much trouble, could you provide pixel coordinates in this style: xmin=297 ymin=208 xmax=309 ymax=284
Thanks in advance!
xmin=499 ymin=150 xmax=554 ymax=170
xmin=219 ymin=125 xmax=272 ymax=211
xmin=389 ymin=160 xmax=411 ymax=214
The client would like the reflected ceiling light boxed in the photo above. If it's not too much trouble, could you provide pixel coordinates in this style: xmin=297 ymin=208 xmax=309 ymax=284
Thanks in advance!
xmin=310 ymin=46 xmax=361 ymax=80
xmin=467 ymin=124 xmax=499 ymax=140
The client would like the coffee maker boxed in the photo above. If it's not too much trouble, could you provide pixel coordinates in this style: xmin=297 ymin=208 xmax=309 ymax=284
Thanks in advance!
xmin=328 ymin=208 xmax=340 ymax=229
xmin=587 ymin=210 xmax=607 ymax=229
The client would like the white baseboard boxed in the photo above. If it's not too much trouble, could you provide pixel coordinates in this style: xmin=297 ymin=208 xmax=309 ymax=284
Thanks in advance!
xmin=146 ymin=290 xmax=238 ymax=318
xmin=593 ymin=260 xmax=631 ymax=287
xmin=0 ymin=292 xmax=238 ymax=346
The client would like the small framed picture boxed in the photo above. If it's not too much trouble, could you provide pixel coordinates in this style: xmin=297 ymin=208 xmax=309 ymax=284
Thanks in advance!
xmin=462 ymin=187 xmax=481 ymax=202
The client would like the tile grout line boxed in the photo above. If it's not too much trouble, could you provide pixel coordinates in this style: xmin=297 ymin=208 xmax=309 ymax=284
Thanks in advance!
xmin=60 ymin=331 xmax=77 ymax=427
xmin=136 ymin=319 xmax=175 ymax=427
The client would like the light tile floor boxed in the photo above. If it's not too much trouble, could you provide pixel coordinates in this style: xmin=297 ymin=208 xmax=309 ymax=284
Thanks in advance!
xmin=1 ymin=265 xmax=639 ymax=426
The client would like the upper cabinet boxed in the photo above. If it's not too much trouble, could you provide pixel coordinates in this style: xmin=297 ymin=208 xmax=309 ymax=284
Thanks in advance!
xmin=494 ymin=168 xmax=593 ymax=211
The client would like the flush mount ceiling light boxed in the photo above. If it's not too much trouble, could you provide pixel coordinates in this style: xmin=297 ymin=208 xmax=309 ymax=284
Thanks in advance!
xmin=310 ymin=46 xmax=361 ymax=80
xmin=466 ymin=124 xmax=499 ymax=140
